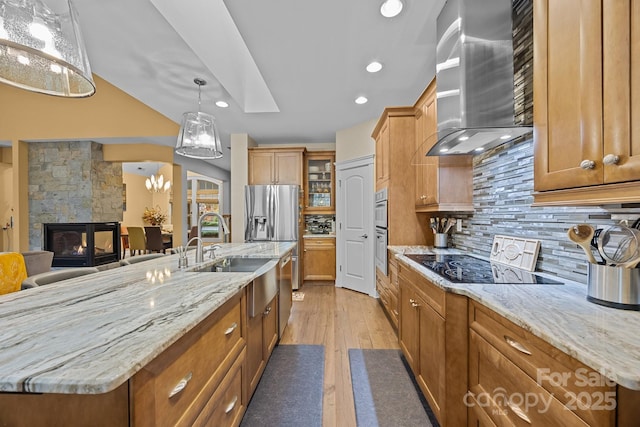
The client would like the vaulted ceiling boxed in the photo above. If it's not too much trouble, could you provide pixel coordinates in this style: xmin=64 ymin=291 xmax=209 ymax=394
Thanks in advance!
xmin=73 ymin=0 xmax=445 ymax=171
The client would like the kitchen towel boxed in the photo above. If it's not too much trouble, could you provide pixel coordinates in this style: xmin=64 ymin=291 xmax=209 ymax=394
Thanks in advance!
xmin=349 ymin=348 xmax=438 ymax=427
xmin=241 ymin=344 xmax=324 ymax=427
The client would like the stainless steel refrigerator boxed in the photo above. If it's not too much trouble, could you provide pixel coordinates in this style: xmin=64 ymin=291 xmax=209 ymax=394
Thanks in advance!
xmin=244 ymin=184 xmax=299 ymax=291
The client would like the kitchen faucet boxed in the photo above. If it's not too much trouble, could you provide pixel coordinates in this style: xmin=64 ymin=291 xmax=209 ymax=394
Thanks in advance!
xmin=177 ymin=213 xmax=230 ymax=267
xmin=198 ymin=212 xmax=230 ymax=242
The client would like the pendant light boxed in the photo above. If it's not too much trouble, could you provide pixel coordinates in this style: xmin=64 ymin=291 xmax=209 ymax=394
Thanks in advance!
xmin=175 ymin=78 xmax=223 ymax=159
xmin=0 ymin=0 xmax=95 ymax=97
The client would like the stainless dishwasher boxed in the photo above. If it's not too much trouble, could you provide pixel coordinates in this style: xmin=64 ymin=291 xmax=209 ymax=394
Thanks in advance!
xmin=278 ymin=253 xmax=293 ymax=338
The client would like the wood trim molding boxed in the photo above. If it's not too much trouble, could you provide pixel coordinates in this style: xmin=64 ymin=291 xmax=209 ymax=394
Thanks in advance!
xmin=532 ymin=181 xmax=640 ymax=206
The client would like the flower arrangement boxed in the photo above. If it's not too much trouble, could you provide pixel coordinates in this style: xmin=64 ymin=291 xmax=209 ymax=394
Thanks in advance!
xmin=142 ymin=206 xmax=167 ymax=225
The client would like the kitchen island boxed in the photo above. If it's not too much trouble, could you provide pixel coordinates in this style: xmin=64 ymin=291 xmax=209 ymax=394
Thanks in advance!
xmin=389 ymin=245 xmax=640 ymax=426
xmin=0 ymin=242 xmax=294 ymax=426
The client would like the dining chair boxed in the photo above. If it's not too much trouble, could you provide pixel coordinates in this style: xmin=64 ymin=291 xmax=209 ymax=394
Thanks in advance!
xmin=188 ymin=226 xmax=199 ymax=245
xmin=120 ymin=224 xmax=130 ymax=259
xmin=144 ymin=226 xmax=168 ymax=254
xmin=127 ymin=226 xmax=147 ymax=256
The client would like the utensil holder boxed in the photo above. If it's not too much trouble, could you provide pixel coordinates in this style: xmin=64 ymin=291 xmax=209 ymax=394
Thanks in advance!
xmin=587 ymin=263 xmax=640 ymax=310
xmin=435 ymin=233 xmax=448 ymax=249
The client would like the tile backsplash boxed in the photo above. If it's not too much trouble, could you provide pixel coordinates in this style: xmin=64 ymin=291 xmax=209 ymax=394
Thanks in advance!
xmin=449 ymin=137 xmax=640 ymax=283
xmin=305 ymin=215 xmax=335 ymax=234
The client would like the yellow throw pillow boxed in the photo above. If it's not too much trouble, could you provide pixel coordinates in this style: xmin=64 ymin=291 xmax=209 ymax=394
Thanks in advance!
xmin=0 ymin=252 xmax=28 ymax=295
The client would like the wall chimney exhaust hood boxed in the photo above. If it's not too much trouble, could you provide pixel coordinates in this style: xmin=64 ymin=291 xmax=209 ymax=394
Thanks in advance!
xmin=426 ymin=0 xmax=532 ymax=156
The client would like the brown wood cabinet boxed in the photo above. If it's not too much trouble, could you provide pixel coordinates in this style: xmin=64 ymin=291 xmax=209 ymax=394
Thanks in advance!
xmin=0 ymin=291 xmax=247 ymax=427
xmin=469 ymin=301 xmax=619 ymax=426
xmin=372 ymin=107 xmax=429 ymax=247
xmin=246 ymin=293 xmax=279 ymax=399
xmin=302 ymin=237 xmax=336 ymax=281
xmin=397 ymin=260 xmax=468 ymax=427
xmin=248 ymin=147 xmax=305 ymax=186
xmin=414 ymin=79 xmax=473 ymax=213
xmin=130 ymin=291 xmax=245 ymax=427
xmin=304 ymin=151 xmax=335 ymax=213
xmin=533 ymin=0 xmax=640 ymax=205
xmin=377 ymin=252 xmax=398 ymax=329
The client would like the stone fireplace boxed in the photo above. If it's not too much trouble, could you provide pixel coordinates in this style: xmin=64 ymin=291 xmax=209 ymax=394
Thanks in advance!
xmin=28 ymin=141 xmax=123 ymax=250
xmin=43 ymin=222 xmax=120 ymax=267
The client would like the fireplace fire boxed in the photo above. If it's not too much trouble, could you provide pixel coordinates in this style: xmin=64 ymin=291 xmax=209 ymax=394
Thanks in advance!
xmin=43 ymin=222 xmax=120 ymax=267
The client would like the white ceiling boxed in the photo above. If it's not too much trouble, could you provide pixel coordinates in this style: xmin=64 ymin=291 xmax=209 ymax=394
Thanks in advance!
xmin=72 ymin=0 xmax=446 ymax=171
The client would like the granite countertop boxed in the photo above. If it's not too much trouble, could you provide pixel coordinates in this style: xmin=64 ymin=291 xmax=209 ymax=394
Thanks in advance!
xmin=0 ymin=242 xmax=295 ymax=395
xmin=389 ymin=245 xmax=640 ymax=391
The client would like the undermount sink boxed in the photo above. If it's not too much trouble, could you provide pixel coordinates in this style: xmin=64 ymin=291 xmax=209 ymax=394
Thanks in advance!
xmin=202 ymin=257 xmax=272 ymax=273
xmin=195 ymin=257 xmax=278 ymax=318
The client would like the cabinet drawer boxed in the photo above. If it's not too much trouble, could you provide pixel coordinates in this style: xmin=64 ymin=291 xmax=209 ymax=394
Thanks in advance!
xmin=131 ymin=294 xmax=244 ymax=427
xmin=193 ymin=349 xmax=245 ymax=427
xmin=469 ymin=302 xmax=615 ymax=426
xmin=469 ymin=330 xmax=590 ymax=426
xmin=398 ymin=261 xmax=445 ymax=317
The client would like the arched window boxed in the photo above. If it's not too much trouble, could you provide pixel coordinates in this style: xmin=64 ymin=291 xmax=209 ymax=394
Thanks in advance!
xmin=187 ymin=176 xmax=224 ymax=243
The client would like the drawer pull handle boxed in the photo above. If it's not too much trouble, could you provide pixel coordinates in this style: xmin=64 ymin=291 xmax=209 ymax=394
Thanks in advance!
xmin=225 ymin=395 xmax=239 ymax=414
xmin=580 ymin=159 xmax=595 ymax=170
xmin=168 ymin=372 xmax=192 ymax=398
xmin=409 ymin=298 xmax=420 ymax=308
xmin=393 ymin=310 xmax=399 ymax=316
xmin=264 ymin=306 xmax=272 ymax=316
xmin=504 ymin=335 xmax=532 ymax=355
xmin=603 ymin=154 xmax=620 ymax=165
xmin=225 ymin=322 xmax=238 ymax=336
xmin=507 ymin=400 xmax=531 ymax=424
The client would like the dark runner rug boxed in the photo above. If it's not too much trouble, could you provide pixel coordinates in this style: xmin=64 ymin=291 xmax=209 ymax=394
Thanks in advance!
xmin=349 ymin=348 xmax=439 ymax=427
xmin=241 ymin=344 xmax=324 ymax=427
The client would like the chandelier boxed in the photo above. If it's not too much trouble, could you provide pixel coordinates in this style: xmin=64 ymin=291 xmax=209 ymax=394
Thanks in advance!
xmin=0 ymin=0 xmax=95 ymax=97
xmin=145 ymin=166 xmax=170 ymax=193
xmin=175 ymin=78 xmax=223 ymax=159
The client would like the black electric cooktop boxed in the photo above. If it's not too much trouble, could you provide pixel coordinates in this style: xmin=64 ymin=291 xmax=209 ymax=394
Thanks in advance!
xmin=404 ymin=254 xmax=563 ymax=285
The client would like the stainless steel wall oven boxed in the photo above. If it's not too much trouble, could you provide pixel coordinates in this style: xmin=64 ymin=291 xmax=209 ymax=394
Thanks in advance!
xmin=374 ymin=188 xmax=388 ymax=275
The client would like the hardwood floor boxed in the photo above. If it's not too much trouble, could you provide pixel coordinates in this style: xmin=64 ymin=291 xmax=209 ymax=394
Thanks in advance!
xmin=279 ymin=281 xmax=399 ymax=427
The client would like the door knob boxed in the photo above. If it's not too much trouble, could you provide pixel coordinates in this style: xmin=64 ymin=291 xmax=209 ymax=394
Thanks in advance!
xmin=360 ymin=234 xmax=368 ymax=238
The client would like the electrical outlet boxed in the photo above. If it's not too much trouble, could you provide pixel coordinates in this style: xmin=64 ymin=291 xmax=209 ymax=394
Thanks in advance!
xmin=456 ymin=219 xmax=462 ymax=232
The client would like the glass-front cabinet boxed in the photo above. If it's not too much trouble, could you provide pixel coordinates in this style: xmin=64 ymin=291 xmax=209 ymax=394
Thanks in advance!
xmin=304 ymin=151 xmax=335 ymax=213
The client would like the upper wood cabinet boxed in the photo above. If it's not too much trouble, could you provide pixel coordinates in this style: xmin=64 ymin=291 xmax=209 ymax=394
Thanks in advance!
xmin=413 ymin=80 xmax=473 ymax=212
xmin=533 ymin=0 xmax=640 ymax=204
xmin=248 ymin=148 xmax=304 ymax=186
xmin=372 ymin=107 xmax=428 ymax=246
xmin=304 ymin=151 xmax=335 ymax=213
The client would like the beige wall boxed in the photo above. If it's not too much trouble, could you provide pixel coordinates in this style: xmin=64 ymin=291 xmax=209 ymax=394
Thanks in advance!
xmin=336 ymin=119 xmax=376 ymax=164
xmin=230 ymin=134 xmax=256 ymax=242
xmin=0 ymin=160 xmax=11 ymax=252
xmin=122 ymin=163 xmax=173 ymax=226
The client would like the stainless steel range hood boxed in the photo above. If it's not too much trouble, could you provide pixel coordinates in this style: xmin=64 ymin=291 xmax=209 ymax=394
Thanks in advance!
xmin=426 ymin=0 xmax=532 ymax=156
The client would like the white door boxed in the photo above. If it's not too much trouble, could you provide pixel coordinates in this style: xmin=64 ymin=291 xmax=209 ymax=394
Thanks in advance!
xmin=336 ymin=155 xmax=375 ymax=297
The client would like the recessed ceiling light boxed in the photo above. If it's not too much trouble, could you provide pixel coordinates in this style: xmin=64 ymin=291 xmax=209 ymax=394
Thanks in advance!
xmin=215 ymin=101 xmax=229 ymax=108
xmin=355 ymin=96 xmax=368 ymax=104
xmin=500 ymin=134 xmax=512 ymax=140
xmin=366 ymin=61 xmax=383 ymax=73
xmin=380 ymin=0 xmax=403 ymax=18
xmin=458 ymin=136 xmax=469 ymax=141
xmin=439 ymin=148 xmax=449 ymax=153
xmin=474 ymin=147 xmax=485 ymax=152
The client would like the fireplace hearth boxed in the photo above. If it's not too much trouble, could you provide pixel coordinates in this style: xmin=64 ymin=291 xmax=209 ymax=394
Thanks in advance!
xmin=43 ymin=222 xmax=120 ymax=267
